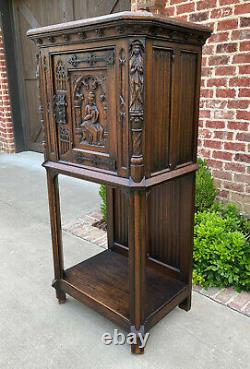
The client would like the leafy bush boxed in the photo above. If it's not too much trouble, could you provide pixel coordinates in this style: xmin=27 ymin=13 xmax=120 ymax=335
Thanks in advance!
xmin=99 ymin=185 xmax=107 ymax=221
xmin=195 ymin=158 xmax=216 ymax=212
xmin=193 ymin=205 xmax=250 ymax=291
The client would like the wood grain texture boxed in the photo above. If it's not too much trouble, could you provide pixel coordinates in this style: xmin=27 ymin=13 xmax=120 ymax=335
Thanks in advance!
xmin=29 ymin=12 xmax=211 ymax=354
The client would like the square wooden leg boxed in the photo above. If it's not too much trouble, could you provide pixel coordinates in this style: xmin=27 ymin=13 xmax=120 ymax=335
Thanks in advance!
xmin=46 ymin=169 xmax=66 ymax=304
xmin=179 ymin=291 xmax=192 ymax=311
xmin=128 ymin=190 xmax=146 ymax=354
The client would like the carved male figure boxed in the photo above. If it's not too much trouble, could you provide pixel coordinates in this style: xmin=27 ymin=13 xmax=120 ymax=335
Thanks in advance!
xmin=81 ymin=91 xmax=104 ymax=145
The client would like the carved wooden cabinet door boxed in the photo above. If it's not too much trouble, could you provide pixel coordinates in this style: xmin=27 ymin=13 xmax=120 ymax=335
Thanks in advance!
xmin=51 ymin=46 xmax=118 ymax=173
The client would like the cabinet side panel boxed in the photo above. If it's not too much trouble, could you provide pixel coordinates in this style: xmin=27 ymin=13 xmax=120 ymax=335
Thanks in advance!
xmin=147 ymin=173 xmax=194 ymax=271
xmin=149 ymin=47 xmax=173 ymax=174
xmin=113 ymin=188 xmax=128 ymax=248
xmin=177 ymin=52 xmax=197 ymax=165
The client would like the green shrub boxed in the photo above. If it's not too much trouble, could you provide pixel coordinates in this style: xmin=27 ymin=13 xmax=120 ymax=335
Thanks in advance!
xmin=193 ymin=206 xmax=250 ymax=291
xmin=195 ymin=158 xmax=216 ymax=212
xmin=99 ymin=185 xmax=107 ymax=221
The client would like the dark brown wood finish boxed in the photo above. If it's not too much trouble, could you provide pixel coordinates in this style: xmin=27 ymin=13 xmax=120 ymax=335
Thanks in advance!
xmin=12 ymin=0 xmax=130 ymax=152
xmin=28 ymin=11 xmax=211 ymax=354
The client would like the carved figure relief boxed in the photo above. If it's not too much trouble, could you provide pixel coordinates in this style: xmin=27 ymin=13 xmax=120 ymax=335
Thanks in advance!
xmin=55 ymin=94 xmax=67 ymax=124
xmin=73 ymin=75 xmax=107 ymax=147
xmin=81 ymin=91 xmax=104 ymax=145
xmin=129 ymin=40 xmax=145 ymax=183
xmin=129 ymin=40 xmax=144 ymax=113
xmin=55 ymin=59 xmax=66 ymax=90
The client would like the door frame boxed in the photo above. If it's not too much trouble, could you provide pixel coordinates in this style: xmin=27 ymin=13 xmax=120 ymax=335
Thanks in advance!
xmin=0 ymin=0 xmax=25 ymax=152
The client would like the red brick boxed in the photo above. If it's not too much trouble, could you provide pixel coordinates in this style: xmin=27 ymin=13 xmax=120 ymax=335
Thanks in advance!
xmin=217 ymin=19 xmax=238 ymax=31
xmin=239 ymin=88 xmax=250 ymax=98
xmin=216 ymin=42 xmax=237 ymax=53
xmin=205 ymin=100 xmax=227 ymax=109
xmin=204 ymin=140 xmax=222 ymax=149
xmin=227 ymin=121 xmax=249 ymax=131
xmin=234 ymin=173 xmax=250 ymax=184
xmin=227 ymin=100 xmax=249 ymax=109
xmin=200 ymin=128 xmax=212 ymax=138
xmin=198 ymin=148 xmax=211 ymax=158
xmin=237 ymin=111 xmax=250 ymax=120
xmin=213 ymin=131 xmax=233 ymax=140
xmin=219 ymin=0 xmax=238 ymax=5
xmin=229 ymin=77 xmax=250 ymax=87
xmin=217 ymin=189 xmax=229 ymax=199
xmin=163 ymin=6 xmax=175 ymax=17
xmin=224 ymin=142 xmax=246 ymax=151
xmin=231 ymin=29 xmax=250 ymax=40
xmin=202 ymin=45 xmax=215 ymax=55
xmin=199 ymin=109 xmax=211 ymax=118
xmin=235 ymin=153 xmax=250 ymax=163
xmin=224 ymin=182 xmax=244 ymax=192
xmin=232 ymin=54 xmax=250 ymax=64
xmin=216 ymin=88 xmax=236 ymax=98
xmin=200 ymin=89 xmax=214 ymax=98
xmin=214 ymin=110 xmax=235 ymax=119
xmin=176 ymin=3 xmax=194 ymax=14
xmin=190 ymin=11 xmax=209 ymax=22
xmin=202 ymin=67 xmax=213 ymax=77
xmin=215 ymin=66 xmax=236 ymax=76
xmin=236 ymin=132 xmax=250 ymax=143
xmin=211 ymin=7 xmax=233 ymax=19
xmin=239 ymin=65 xmax=250 ymax=75
xmin=234 ymin=3 xmax=250 ymax=15
xmin=240 ymin=17 xmax=250 ymax=28
xmin=206 ymin=159 xmax=223 ymax=169
xmin=197 ymin=0 xmax=217 ymax=10
xmin=207 ymin=78 xmax=227 ymax=87
xmin=202 ymin=56 xmax=207 ymax=66
xmin=170 ymin=0 xmax=186 ymax=4
xmin=209 ymin=55 xmax=230 ymax=66
xmin=208 ymin=32 xmax=229 ymax=43
xmin=240 ymin=41 xmax=250 ymax=52
xmin=213 ymin=170 xmax=232 ymax=181
xmin=213 ymin=150 xmax=233 ymax=161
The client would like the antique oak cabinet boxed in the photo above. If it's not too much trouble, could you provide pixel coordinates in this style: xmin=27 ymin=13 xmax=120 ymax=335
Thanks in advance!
xmin=28 ymin=11 xmax=211 ymax=354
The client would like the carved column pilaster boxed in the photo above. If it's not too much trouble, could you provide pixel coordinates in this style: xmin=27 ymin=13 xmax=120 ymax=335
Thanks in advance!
xmin=129 ymin=40 xmax=145 ymax=183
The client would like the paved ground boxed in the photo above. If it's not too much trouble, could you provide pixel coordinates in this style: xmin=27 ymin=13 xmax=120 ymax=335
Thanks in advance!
xmin=63 ymin=211 xmax=250 ymax=317
xmin=0 ymin=151 xmax=249 ymax=369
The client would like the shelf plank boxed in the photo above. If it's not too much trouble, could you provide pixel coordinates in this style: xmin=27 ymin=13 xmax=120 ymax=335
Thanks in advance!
xmin=61 ymin=250 xmax=187 ymax=330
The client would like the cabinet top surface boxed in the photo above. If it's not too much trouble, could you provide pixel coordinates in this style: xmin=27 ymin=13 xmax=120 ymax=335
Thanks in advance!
xmin=27 ymin=11 xmax=211 ymax=41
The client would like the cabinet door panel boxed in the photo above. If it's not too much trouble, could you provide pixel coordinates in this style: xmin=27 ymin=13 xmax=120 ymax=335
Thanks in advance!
xmin=51 ymin=48 xmax=117 ymax=173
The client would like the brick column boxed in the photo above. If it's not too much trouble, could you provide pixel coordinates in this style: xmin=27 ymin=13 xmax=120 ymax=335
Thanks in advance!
xmin=131 ymin=0 xmax=250 ymax=214
xmin=0 ymin=28 xmax=15 ymax=153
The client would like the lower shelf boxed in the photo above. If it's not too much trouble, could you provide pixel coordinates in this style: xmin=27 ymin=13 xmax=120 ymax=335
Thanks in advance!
xmin=59 ymin=249 xmax=189 ymax=331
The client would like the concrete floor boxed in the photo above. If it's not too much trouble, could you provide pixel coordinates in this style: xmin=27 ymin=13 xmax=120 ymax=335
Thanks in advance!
xmin=0 ymin=151 xmax=249 ymax=369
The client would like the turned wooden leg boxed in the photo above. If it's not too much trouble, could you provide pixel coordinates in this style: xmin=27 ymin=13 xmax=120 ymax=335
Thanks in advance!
xmin=128 ymin=190 xmax=146 ymax=354
xmin=179 ymin=291 xmax=192 ymax=311
xmin=46 ymin=169 xmax=66 ymax=304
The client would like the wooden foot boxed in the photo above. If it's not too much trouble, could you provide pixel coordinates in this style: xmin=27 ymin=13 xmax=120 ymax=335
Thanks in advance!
xmin=179 ymin=293 xmax=191 ymax=311
xmin=130 ymin=335 xmax=145 ymax=354
xmin=56 ymin=289 xmax=66 ymax=304
xmin=130 ymin=325 xmax=147 ymax=354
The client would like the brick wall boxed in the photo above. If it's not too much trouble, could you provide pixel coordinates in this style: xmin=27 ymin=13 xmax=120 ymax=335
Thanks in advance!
xmin=0 ymin=29 xmax=15 ymax=153
xmin=132 ymin=0 xmax=250 ymax=214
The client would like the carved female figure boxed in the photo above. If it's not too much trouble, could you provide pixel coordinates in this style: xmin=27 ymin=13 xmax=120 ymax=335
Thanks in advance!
xmin=81 ymin=91 xmax=104 ymax=145
xmin=129 ymin=40 xmax=144 ymax=112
